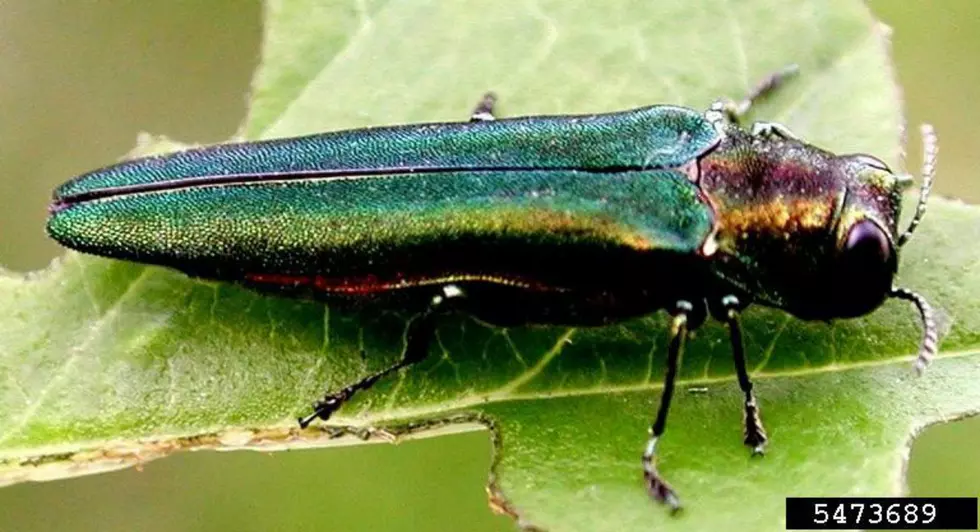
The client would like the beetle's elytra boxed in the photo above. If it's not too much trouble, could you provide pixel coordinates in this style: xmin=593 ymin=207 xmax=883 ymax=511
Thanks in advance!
xmin=46 ymin=66 xmax=939 ymax=510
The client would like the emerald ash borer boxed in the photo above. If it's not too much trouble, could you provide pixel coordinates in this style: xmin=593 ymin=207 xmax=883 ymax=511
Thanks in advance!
xmin=46 ymin=66 xmax=939 ymax=510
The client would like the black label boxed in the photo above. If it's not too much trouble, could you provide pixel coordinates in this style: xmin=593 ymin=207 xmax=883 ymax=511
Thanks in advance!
xmin=785 ymin=497 xmax=978 ymax=530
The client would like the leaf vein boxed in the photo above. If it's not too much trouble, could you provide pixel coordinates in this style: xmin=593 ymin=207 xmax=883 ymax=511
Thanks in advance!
xmin=0 ymin=267 xmax=156 ymax=445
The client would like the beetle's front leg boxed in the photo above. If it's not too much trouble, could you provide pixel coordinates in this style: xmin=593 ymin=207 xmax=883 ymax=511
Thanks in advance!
xmin=469 ymin=92 xmax=498 ymax=122
xmin=720 ymin=295 xmax=768 ymax=454
xmin=706 ymin=64 xmax=799 ymax=127
xmin=298 ymin=285 xmax=465 ymax=428
xmin=750 ymin=121 xmax=800 ymax=141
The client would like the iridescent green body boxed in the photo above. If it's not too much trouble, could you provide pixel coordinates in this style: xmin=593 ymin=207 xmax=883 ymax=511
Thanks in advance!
xmin=48 ymin=105 xmax=722 ymax=324
xmin=55 ymin=105 xmax=716 ymax=197
xmin=46 ymin=101 xmax=910 ymax=324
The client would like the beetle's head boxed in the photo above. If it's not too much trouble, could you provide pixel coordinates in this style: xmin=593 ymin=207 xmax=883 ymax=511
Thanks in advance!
xmin=825 ymin=153 xmax=904 ymax=318
xmin=801 ymin=126 xmax=941 ymax=372
xmin=822 ymin=126 xmax=937 ymax=322
xmin=705 ymin=125 xmax=940 ymax=372
xmin=706 ymin=126 xmax=934 ymax=316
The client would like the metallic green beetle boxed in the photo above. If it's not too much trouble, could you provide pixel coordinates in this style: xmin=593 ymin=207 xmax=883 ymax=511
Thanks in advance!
xmin=47 ymin=67 xmax=938 ymax=509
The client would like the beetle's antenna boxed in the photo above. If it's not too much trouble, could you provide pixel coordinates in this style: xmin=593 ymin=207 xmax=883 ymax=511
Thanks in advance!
xmin=897 ymin=124 xmax=938 ymax=247
xmin=889 ymin=286 xmax=938 ymax=374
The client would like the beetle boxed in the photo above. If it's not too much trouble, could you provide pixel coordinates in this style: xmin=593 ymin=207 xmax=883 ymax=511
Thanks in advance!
xmin=45 ymin=66 xmax=938 ymax=509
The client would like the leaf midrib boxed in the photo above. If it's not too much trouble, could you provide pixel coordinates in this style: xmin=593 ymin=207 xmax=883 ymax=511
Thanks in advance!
xmin=371 ymin=345 xmax=980 ymax=422
xmin=2 ymin=347 xmax=976 ymax=468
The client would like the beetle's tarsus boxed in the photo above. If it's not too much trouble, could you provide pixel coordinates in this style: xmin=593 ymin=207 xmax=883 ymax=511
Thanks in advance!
xmin=470 ymin=92 xmax=498 ymax=122
xmin=710 ymin=64 xmax=800 ymax=127
xmin=750 ymin=121 xmax=800 ymax=141
xmin=742 ymin=64 xmax=799 ymax=108
xmin=743 ymin=397 xmax=768 ymax=455
xmin=723 ymin=296 xmax=770 ymax=455
xmin=297 ymin=412 xmax=318 ymax=429
xmin=642 ymin=437 xmax=683 ymax=512
xmin=642 ymin=302 xmax=691 ymax=511
xmin=298 ymin=394 xmax=345 ymax=428
xmin=296 ymin=291 xmax=451 ymax=429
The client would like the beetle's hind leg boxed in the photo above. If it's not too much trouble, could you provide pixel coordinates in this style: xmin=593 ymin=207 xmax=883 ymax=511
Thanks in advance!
xmin=298 ymin=285 xmax=463 ymax=428
xmin=469 ymin=92 xmax=498 ymax=122
xmin=643 ymin=300 xmax=701 ymax=512
xmin=720 ymin=295 xmax=768 ymax=454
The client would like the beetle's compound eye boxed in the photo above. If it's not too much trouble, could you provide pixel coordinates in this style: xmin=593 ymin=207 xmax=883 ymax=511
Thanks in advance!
xmin=853 ymin=154 xmax=891 ymax=172
xmin=845 ymin=219 xmax=891 ymax=265
xmin=834 ymin=219 xmax=895 ymax=317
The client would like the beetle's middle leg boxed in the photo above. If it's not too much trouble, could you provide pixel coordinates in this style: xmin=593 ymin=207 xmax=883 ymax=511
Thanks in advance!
xmin=720 ymin=295 xmax=768 ymax=454
xmin=298 ymin=285 xmax=463 ymax=428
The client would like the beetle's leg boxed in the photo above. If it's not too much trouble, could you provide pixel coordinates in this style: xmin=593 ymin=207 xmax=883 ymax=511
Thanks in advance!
xmin=470 ymin=92 xmax=498 ymax=122
xmin=707 ymin=64 xmax=799 ymax=127
xmin=643 ymin=300 xmax=695 ymax=512
xmin=750 ymin=121 xmax=800 ymax=141
xmin=298 ymin=285 xmax=463 ymax=428
xmin=721 ymin=295 xmax=768 ymax=454
xmin=298 ymin=310 xmax=438 ymax=428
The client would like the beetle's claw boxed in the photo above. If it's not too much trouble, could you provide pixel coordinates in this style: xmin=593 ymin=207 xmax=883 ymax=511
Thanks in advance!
xmin=743 ymin=400 xmax=768 ymax=455
xmin=297 ymin=395 xmax=345 ymax=428
xmin=744 ymin=429 xmax=768 ymax=454
xmin=642 ymin=437 xmax=682 ymax=513
xmin=645 ymin=471 xmax=682 ymax=513
xmin=297 ymin=411 xmax=318 ymax=429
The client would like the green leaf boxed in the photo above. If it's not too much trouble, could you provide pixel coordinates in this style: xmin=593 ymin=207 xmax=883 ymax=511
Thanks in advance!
xmin=2 ymin=1 xmax=978 ymax=530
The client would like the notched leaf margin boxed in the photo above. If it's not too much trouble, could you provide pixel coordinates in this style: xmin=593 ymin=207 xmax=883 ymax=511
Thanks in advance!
xmin=0 ymin=413 xmax=487 ymax=481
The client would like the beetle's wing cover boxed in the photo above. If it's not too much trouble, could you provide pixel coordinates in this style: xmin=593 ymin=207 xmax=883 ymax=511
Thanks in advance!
xmin=53 ymin=105 xmax=718 ymax=199
xmin=48 ymin=168 xmax=714 ymax=291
